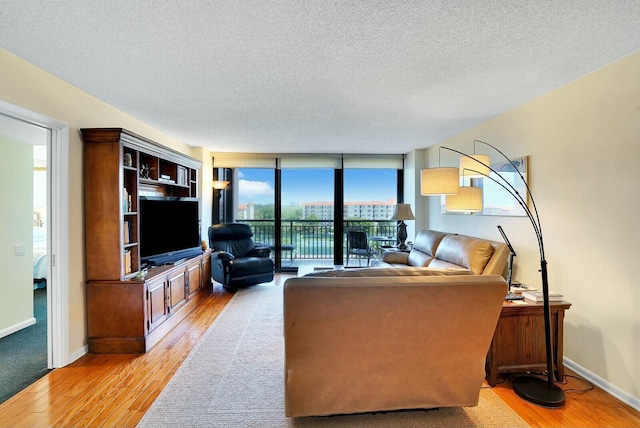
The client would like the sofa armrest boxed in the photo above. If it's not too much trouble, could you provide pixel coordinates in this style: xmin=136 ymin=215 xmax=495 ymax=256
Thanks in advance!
xmin=381 ymin=251 xmax=409 ymax=264
xmin=229 ymin=256 xmax=274 ymax=273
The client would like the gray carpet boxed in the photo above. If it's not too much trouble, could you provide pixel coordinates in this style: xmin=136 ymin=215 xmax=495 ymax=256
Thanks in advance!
xmin=0 ymin=288 xmax=50 ymax=404
xmin=137 ymin=285 xmax=529 ymax=428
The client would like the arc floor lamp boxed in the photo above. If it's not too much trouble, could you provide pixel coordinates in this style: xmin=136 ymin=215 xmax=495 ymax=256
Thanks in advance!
xmin=422 ymin=140 xmax=565 ymax=408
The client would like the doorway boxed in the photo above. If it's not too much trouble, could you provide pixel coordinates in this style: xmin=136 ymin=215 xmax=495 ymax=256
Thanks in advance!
xmin=0 ymin=100 xmax=70 ymax=373
xmin=0 ymin=114 xmax=48 ymax=402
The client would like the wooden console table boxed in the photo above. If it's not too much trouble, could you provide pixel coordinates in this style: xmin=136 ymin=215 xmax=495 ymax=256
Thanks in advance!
xmin=485 ymin=299 xmax=571 ymax=386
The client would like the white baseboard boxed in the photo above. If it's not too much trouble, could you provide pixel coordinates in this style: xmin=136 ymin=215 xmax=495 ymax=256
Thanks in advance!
xmin=68 ymin=345 xmax=89 ymax=365
xmin=0 ymin=317 xmax=36 ymax=339
xmin=564 ymin=357 xmax=640 ymax=412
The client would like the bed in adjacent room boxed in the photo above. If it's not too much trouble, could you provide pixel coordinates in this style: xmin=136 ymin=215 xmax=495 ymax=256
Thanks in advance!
xmin=33 ymin=222 xmax=47 ymax=289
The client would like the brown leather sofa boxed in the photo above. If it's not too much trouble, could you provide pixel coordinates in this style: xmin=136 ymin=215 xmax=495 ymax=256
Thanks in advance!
xmin=372 ymin=230 xmax=509 ymax=276
xmin=283 ymin=274 xmax=508 ymax=417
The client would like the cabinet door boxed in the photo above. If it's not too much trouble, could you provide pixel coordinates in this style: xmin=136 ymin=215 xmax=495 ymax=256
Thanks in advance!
xmin=201 ymin=254 xmax=211 ymax=290
xmin=187 ymin=260 xmax=202 ymax=298
xmin=167 ymin=270 xmax=187 ymax=313
xmin=147 ymin=277 xmax=168 ymax=333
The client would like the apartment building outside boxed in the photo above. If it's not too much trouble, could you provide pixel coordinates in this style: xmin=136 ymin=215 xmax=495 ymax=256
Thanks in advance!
xmin=237 ymin=200 xmax=397 ymax=221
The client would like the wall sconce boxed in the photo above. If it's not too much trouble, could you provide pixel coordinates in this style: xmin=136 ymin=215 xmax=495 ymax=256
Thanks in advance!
xmin=213 ymin=180 xmax=229 ymax=202
xmin=212 ymin=180 xmax=229 ymax=225
xmin=212 ymin=180 xmax=230 ymax=190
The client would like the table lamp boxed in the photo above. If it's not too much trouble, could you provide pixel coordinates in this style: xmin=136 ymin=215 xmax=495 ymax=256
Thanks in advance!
xmin=390 ymin=203 xmax=415 ymax=250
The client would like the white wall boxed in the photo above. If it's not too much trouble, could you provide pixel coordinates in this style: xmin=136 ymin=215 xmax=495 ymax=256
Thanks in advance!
xmin=0 ymin=48 xmax=210 ymax=359
xmin=193 ymin=147 xmax=214 ymax=244
xmin=0 ymin=139 xmax=34 ymax=335
xmin=402 ymin=149 xmax=423 ymax=242
xmin=421 ymin=52 xmax=640 ymax=404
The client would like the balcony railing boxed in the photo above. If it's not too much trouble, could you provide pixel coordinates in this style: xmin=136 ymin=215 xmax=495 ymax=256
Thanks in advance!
xmin=239 ymin=219 xmax=397 ymax=260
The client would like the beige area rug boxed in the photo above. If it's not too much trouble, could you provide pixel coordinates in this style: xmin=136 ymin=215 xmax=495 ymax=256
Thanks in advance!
xmin=137 ymin=285 xmax=529 ymax=428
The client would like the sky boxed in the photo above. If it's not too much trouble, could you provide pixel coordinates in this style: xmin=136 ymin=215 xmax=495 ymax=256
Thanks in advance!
xmin=238 ymin=168 xmax=397 ymax=206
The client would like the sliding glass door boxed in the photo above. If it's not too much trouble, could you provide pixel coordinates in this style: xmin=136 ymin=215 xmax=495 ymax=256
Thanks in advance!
xmin=343 ymin=168 xmax=398 ymax=265
xmin=280 ymin=168 xmax=334 ymax=271
xmin=235 ymin=168 xmax=276 ymax=262
xmin=215 ymin=154 xmax=404 ymax=273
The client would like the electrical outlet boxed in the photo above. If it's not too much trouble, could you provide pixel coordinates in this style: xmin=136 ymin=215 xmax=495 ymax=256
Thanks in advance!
xmin=14 ymin=244 xmax=26 ymax=256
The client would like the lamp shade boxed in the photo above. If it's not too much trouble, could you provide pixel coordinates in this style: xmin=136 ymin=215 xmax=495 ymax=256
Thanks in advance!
xmin=445 ymin=186 xmax=483 ymax=213
xmin=390 ymin=203 xmax=415 ymax=221
xmin=420 ymin=168 xmax=460 ymax=195
xmin=459 ymin=154 xmax=490 ymax=178
xmin=212 ymin=180 xmax=230 ymax=190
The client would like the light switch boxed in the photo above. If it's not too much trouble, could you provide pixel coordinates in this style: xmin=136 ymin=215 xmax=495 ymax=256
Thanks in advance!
xmin=14 ymin=244 xmax=26 ymax=256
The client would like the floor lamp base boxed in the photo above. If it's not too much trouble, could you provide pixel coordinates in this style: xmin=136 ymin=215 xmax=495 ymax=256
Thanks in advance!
xmin=513 ymin=376 xmax=566 ymax=408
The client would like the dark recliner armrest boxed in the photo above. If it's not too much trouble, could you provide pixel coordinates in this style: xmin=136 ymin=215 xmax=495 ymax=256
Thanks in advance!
xmin=247 ymin=247 xmax=271 ymax=258
xmin=229 ymin=257 xmax=273 ymax=284
xmin=212 ymin=250 xmax=235 ymax=261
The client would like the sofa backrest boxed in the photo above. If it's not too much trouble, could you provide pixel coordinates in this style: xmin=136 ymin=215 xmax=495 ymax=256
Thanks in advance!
xmin=407 ymin=230 xmax=448 ymax=267
xmin=406 ymin=231 xmax=509 ymax=276
xmin=428 ymin=234 xmax=494 ymax=274
xmin=283 ymin=274 xmax=507 ymax=417
xmin=305 ymin=266 xmax=474 ymax=277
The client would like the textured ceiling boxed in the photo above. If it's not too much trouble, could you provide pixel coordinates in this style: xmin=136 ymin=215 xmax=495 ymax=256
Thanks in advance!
xmin=1 ymin=1 xmax=639 ymax=154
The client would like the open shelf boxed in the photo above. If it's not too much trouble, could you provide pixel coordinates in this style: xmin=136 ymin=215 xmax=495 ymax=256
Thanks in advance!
xmin=82 ymin=128 xmax=210 ymax=354
xmin=82 ymin=128 xmax=201 ymax=281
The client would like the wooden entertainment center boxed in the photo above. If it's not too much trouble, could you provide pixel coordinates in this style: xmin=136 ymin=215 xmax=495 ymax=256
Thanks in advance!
xmin=82 ymin=128 xmax=211 ymax=353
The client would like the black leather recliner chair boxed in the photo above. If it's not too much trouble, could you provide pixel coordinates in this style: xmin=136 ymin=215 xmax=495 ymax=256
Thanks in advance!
xmin=208 ymin=223 xmax=275 ymax=290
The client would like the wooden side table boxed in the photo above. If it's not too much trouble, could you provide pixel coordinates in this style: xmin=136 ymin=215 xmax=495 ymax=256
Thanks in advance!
xmin=485 ymin=299 xmax=571 ymax=386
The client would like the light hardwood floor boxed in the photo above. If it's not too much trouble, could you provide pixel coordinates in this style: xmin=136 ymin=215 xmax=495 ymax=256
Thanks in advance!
xmin=0 ymin=274 xmax=638 ymax=427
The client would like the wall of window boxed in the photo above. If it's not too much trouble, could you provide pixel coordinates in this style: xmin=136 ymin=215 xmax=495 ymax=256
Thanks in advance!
xmin=212 ymin=153 xmax=404 ymax=270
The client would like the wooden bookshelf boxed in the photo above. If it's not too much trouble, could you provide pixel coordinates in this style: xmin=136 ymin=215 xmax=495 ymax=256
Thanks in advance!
xmin=82 ymin=128 xmax=210 ymax=353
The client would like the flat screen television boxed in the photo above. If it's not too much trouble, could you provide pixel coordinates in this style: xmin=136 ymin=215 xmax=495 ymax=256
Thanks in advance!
xmin=139 ymin=196 xmax=202 ymax=266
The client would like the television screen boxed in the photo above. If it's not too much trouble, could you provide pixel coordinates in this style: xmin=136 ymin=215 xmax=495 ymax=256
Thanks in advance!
xmin=139 ymin=197 xmax=202 ymax=265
